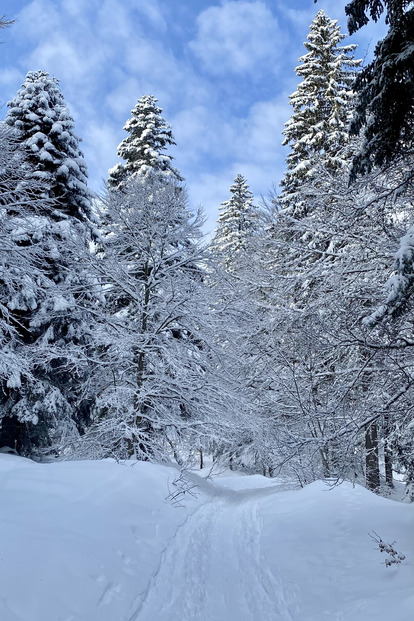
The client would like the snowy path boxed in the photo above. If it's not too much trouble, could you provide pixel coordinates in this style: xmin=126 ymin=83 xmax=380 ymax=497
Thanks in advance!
xmin=125 ymin=474 xmax=414 ymax=621
xmin=127 ymin=483 xmax=298 ymax=621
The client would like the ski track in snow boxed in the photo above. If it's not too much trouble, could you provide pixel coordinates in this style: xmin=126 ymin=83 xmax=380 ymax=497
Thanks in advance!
xmin=127 ymin=484 xmax=293 ymax=621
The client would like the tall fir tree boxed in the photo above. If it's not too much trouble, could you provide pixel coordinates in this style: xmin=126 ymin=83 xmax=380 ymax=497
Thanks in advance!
xmin=108 ymin=94 xmax=182 ymax=189
xmin=211 ymin=174 xmax=259 ymax=270
xmin=6 ymin=70 xmax=95 ymax=225
xmin=280 ymin=10 xmax=360 ymax=216
xmin=345 ymin=0 xmax=414 ymax=178
xmin=0 ymin=72 xmax=97 ymax=456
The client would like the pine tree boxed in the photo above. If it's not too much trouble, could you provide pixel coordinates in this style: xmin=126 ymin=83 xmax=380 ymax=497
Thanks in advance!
xmin=0 ymin=124 xmax=42 ymax=422
xmin=108 ymin=94 xmax=182 ymax=189
xmin=345 ymin=0 xmax=414 ymax=178
xmin=0 ymin=75 xmax=97 ymax=456
xmin=211 ymin=174 xmax=259 ymax=269
xmin=91 ymin=104 xmax=252 ymax=463
xmin=280 ymin=10 xmax=360 ymax=216
xmin=6 ymin=70 xmax=95 ymax=225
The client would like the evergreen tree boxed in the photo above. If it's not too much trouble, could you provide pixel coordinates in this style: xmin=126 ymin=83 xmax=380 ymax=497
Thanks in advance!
xmin=6 ymin=70 xmax=95 ymax=225
xmin=0 ymin=75 xmax=97 ymax=456
xmin=250 ymin=9 xmax=411 ymax=487
xmin=211 ymin=174 xmax=259 ymax=269
xmin=108 ymin=94 xmax=182 ymax=189
xmin=345 ymin=0 xmax=414 ymax=178
xmin=0 ymin=124 xmax=43 ymax=416
xmin=280 ymin=10 xmax=360 ymax=216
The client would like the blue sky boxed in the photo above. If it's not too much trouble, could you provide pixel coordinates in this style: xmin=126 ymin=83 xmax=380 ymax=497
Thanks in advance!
xmin=0 ymin=0 xmax=386 ymax=235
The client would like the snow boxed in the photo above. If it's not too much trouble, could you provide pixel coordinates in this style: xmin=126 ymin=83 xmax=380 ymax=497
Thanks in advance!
xmin=5 ymin=372 xmax=21 ymax=389
xmin=52 ymin=295 xmax=71 ymax=312
xmin=0 ymin=455 xmax=412 ymax=621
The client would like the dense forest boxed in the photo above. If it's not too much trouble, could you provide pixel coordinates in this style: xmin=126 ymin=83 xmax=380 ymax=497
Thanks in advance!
xmin=1 ymin=0 xmax=413 ymax=499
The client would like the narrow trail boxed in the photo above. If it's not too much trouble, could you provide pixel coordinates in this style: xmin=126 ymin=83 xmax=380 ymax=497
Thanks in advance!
xmin=127 ymin=481 xmax=292 ymax=621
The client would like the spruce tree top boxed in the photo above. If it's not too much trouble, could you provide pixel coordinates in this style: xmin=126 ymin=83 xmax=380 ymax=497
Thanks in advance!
xmin=108 ymin=94 xmax=182 ymax=188
xmin=211 ymin=174 xmax=259 ymax=268
xmin=6 ymin=70 xmax=94 ymax=225
xmin=280 ymin=10 xmax=360 ymax=209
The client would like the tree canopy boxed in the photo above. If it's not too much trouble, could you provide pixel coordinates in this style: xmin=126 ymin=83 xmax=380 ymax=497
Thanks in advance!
xmin=344 ymin=0 xmax=414 ymax=177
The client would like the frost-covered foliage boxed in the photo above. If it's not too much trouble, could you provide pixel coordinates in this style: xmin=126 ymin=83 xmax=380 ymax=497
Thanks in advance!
xmin=108 ymin=95 xmax=182 ymax=189
xmin=363 ymin=167 xmax=414 ymax=325
xmin=0 ymin=124 xmax=42 ymax=389
xmin=0 ymin=87 xmax=97 ymax=456
xmin=0 ymin=207 xmax=97 ymax=455
xmin=331 ymin=2 xmax=414 ymax=494
xmin=248 ymin=153 xmax=414 ymax=489
xmin=280 ymin=10 xmax=360 ymax=216
xmin=345 ymin=0 xmax=414 ymax=178
xmin=211 ymin=174 xmax=260 ymax=270
xmin=6 ymin=70 xmax=96 ymax=226
xmin=78 ymin=177 xmax=245 ymax=462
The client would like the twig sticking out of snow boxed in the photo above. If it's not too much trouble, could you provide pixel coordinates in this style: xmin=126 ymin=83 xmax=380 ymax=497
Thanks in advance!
xmin=166 ymin=471 xmax=199 ymax=507
xmin=369 ymin=531 xmax=406 ymax=567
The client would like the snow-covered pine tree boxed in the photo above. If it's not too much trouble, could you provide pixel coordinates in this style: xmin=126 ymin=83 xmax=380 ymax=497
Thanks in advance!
xmin=345 ymin=0 xmax=414 ymax=178
xmin=247 ymin=10 xmax=412 ymax=487
xmin=207 ymin=175 xmax=280 ymax=473
xmin=211 ymin=174 xmax=259 ymax=270
xmin=0 ymin=73 xmax=98 ymax=456
xmin=0 ymin=124 xmax=43 ymax=419
xmin=280 ymin=10 xmax=360 ymax=216
xmin=108 ymin=94 xmax=182 ymax=189
xmin=6 ymin=70 xmax=95 ymax=225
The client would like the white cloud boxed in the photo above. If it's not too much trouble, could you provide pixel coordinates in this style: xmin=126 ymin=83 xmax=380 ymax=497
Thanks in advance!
xmin=173 ymin=104 xmax=238 ymax=168
xmin=82 ymin=121 xmax=122 ymax=190
xmin=0 ymin=68 xmax=23 ymax=90
xmin=122 ymin=40 xmax=184 ymax=106
xmin=235 ymin=98 xmax=290 ymax=163
xmin=105 ymin=76 xmax=143 ymax=118
xmin=176 ymin=95 xmax=290 ymax=177
xmin=189 ymin=1 xmax=284 ymax=77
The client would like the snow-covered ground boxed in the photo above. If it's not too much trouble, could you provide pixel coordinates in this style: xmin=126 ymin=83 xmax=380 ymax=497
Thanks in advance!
xmin=0 ymin=455 xmax=412 ymax=621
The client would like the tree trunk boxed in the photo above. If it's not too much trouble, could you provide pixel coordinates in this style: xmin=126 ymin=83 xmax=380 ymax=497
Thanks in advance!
xmin=365 ymin=421 xmax=380 ymax=491
xmin=384 ymin=442 xmax=394 ymax=488
xmin=133 ymin=271 xmax=151 ymax=435
xmin=383 ymin=410 xmax=394 ymax=488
